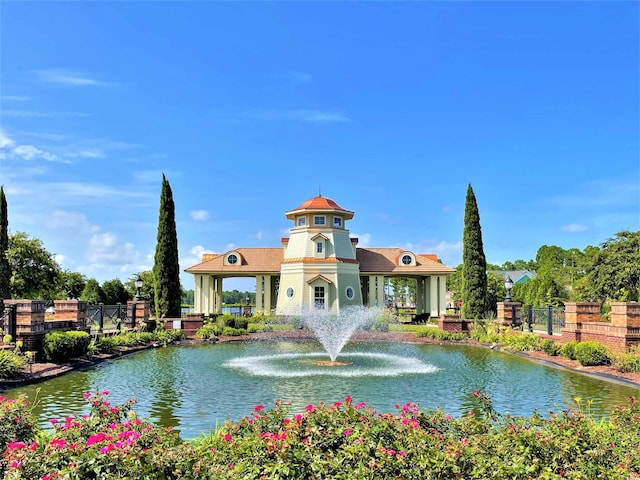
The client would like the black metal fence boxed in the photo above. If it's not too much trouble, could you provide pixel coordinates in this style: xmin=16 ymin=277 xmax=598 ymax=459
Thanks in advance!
xmin=86 ymin=304 xmax=129 ymax=334
xmin=521 ymin=305 xmax=565 ymax=335
xmin=0 ymin=304 xmax=17 ymax=340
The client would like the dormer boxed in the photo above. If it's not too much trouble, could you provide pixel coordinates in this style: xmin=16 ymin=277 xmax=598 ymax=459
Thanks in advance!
xmin=398 ymin=251 xmax=416 ymax=267
xmin=311 ymin=233 xmax=329 ymax=259
xmin=224 ymin=250 xmax=243 ymax=266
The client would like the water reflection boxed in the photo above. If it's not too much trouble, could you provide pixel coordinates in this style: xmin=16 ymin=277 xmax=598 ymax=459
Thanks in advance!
xmin=3 ymin=342 xmax=639 ymax=440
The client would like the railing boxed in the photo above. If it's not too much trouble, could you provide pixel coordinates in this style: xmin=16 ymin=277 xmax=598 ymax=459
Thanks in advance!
xmin=521 ymin=305 xmax=565 ymax=335
xmin=0 ymin=304 xmax=17 ymax=340
xmin=86 ymin=304 xmax=128 ymax=334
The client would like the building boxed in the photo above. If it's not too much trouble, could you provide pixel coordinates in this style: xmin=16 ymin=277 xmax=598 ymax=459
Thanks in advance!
xmin=185 ymin=195 xmax=455 ymax=316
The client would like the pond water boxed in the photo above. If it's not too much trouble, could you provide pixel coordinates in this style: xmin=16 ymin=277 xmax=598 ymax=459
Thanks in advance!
xmin=4 ymin=341 xmax=639 ymax=440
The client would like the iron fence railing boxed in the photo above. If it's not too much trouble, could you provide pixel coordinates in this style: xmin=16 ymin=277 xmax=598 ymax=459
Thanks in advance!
xmin=521 ymin=305 xmax=565 ymax=335
xmin=86 ymin=304 xmax=128 ymax=334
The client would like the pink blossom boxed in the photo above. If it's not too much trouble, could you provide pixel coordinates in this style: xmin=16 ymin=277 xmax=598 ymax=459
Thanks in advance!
xmin=387 ymin=448 xmax=396 ymax=455
xmin=294 ymin=414 xmax=303 ymax=422
xmin=101 ymin=390 xmax=110 ymax=395
xmin=333 ymin=401 xmax=342 ymax=408
xmin=399 ymin=450 xmax=407 ymax=456
xmin=83 ymin=392 xmax=92 ymax=399
xmin=100 ymin=444 xmax=115 ymax=454
xmin=223 ymin=433 xmax=232 ymax=442
xmin=305 ymin=404 xmax=315 ymax=411
xmin=7 ymin=441 xmax=26 ymax=450
xmin=254 ymin=404 xmax=264 ymax=411
xmin=49 ymin=418 xmax=58 ymax=425
xmin=343 ymin=428 xmax=352 ymax=436
xmin=345 ymin=396 xmax=352 ymax=404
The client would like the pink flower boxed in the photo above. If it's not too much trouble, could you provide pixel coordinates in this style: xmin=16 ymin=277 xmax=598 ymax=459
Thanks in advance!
xmin=345 ymin=396 xmax=353 ymax=404
xmin=100 ymin=444 xmax=115 ymax=454
xmin=254 ymin=404 xmax=264 ymax=412
xmin=49 ymin=418 xmax=58 ymax=425
xmin=294 ymin=414 xmax=303 ymax=422
xmin=305 ymin=404 xmax=315 ymax=411
xmin=387 ymin=448 xmax=396 ymax=455
xmin=343 ymin=428 xmax=352 ymax=436
xmin=110 ymin=407 xmax=119 ymax=413
xmin=101 ymin=390 xmax=110 ymax=395
xmin=223 ymin=433 xmax=232 ymax=442
xmin=333 ymin=401 xmax=342 ymax=408
xmin=83 ymin=392 xmax=92 ymax=399
xmin=399 ymin=450 xmax=407 ymax=456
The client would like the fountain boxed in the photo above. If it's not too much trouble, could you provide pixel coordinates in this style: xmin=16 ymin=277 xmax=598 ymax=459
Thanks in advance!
xmin=300 ymin=306 xmax=381 ymax=363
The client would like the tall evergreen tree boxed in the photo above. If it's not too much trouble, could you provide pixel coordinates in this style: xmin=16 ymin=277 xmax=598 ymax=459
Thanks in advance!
xmin=461 ymin=184 xmax=488 ymax=319
xmin=0 ymin=186 xmax=10 ymax=309
xmin=153 ymin=174 xmax=181 ymax=318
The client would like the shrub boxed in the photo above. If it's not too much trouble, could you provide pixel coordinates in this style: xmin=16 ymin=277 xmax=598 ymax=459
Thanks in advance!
xmin=0 ymin=350 xmax=26 ymax=379
xmin=416 ymin=329 xmax=467 ymax=341
xmin=196 ymin=323 xmax=221 ymax=340
xmin=574 ymin=341 xmax=611 ymax=366
xmin=372 ymin=321 xmax=390 ymax=332
xmin=541 ymin=339 xmax=562 ymax=356
xmin=0 ymin=394 xmax=39 ymax=476
xmin=234 ymin=318 xmax=248 ymax=330
xmin=562 ymin=340 xmax=579 ymax=360
xmin=219 ymin=314 xmax=237 ymax=328
xmin=615 ymin=346 xmax=640 ymax=373
xmin=222 ymin=327 xmax=247 ymax=336
xmin=42 ymin=331 xmax=91 ymax=362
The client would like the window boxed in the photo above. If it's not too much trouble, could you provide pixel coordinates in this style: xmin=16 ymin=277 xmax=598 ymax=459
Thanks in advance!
xmin=314 ymin=216 xmax=325 ymax=225
xmin=345 ymin=286 xmax=354 ymax=300
xmin=316 ymin=242 xmax=323 ymax=253
xmin=286 ymin=287 xmax=295 ymax=298
xmin=314 ymin=286 xmax=325 ymax=309
xmin=401 ymin=254 xmax=412 ymax=265
xmin=227 ymin=254 xmax=238 ymax=265
xmin=333 ymin=217 xmax=342 ymax=227
xmin=297 ymin=217 xmax=306 ymax=227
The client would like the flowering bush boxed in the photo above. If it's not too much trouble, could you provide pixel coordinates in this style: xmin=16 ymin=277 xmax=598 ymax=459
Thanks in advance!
xmin=2 ymin=391 xmax=640 ymax=479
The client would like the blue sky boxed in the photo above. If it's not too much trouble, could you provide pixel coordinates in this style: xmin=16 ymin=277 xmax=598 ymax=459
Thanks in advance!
xmin=1 ymin=1 xmax=638 ymax=292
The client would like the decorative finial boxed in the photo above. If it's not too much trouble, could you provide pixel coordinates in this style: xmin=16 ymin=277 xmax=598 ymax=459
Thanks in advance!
xmin=318 ymin=186 xmax=322 ymax=197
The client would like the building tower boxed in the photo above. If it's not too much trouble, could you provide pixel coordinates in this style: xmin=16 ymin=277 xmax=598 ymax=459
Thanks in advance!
xmin=275 ymin=195 xmax=363 ymax=314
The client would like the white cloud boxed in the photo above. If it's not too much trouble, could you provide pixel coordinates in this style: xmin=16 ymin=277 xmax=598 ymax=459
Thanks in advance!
xmin=35 ymin=68 xmax=118 ymax=87
xmin=1 ymin=95 xmax=31 ymax=101
xmin=12 ymin=144 xmax=61 ymax=162
xmin=241 ymin=109 xmax=350 ymax=124
xmin=180 ymin=245 xmax=215 ymax=272
xmin=45 ymin=210 xmax=101 ymax=233
xmin=561 ymin=223 xmax=588 ymax=233
xmin=351 ymin=232 xmax=372 ymax=247
xmin=0 ymin=130 xmax=15 ymax=148
xmin=87 ymin=232 xmax=140 ymax=265
xmin=395 ymin=240 xmax=462 ymax=266
xmin=191 ymin=209 xmax=210 ymax=221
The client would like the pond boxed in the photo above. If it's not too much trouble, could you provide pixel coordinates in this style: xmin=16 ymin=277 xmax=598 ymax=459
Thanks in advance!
xmin=4 ymin=340 xmax=639 ymax=440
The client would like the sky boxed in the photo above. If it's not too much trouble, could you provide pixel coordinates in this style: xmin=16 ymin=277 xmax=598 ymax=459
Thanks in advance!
xmin=0 ymin=1 xmax=638 ymax=293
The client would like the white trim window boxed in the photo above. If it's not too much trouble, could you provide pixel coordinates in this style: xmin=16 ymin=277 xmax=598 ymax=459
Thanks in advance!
xmin=345 ymin=286 xmax=355 ymax=300
xmin=333 ymin=216 xmax=342 ymax=228
xmin=314 ymin=216 xmax=326 ymax=225
xmin=316 ymin=242 xmax=323 ymax=253
xmin=297 ymin=217 xmax=306 ymax=227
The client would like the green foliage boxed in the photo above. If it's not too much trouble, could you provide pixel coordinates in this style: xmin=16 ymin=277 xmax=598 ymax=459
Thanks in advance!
xmin=153 ymin=174 xmax=182 ymax=318
xmin=101 ymin=278 xmax=130 ymax=304
xmin=222 ymin=289 xmax=255 ymax=305
xmin=222 ymin=327 xmax=247 ymax=336
xmin=7 ymin=231 xmax=61 ymax=302
xmin=415 ymin=328 xmax=467 ymax=341
xmin=372 ymin=321 xmax=390 ymax=332
xmin=573 ymin=341 xmax=611 ymax=366
xmin=614 ymin=345 xmax=640 ymax=373
xmin=588 ymin=230 xmax=640 ymax=302
xmin=196 ymin=323 xmax=222 ymax=339
xmin=485 ymin=271 xmax=506 ymax=316
xmin=541 ymin=338 xmax=562 ymax=356
xmin=461 ymin=184 xmax=488 ymax=319
xmin=42 ymin=331 xmax=91 ymax=362
xmin=562 ymin=340 xmax=579 ymax=360
xmin=0 ymin=186 xmax=10 ymax=310
xmin=234 ymin=318 xmax=248 ymax=330
xmin=0 ymin=393 xmax=39 ymax=474
xmin=56 ymin=270 xmax=87 ymax=300
xmin=125 ymin=271 xmax=155 ymax=314
xmin=0 ymin=349 xmax=26 ymax=378
xmin=80 ymin=278 xmax=105 ymax=304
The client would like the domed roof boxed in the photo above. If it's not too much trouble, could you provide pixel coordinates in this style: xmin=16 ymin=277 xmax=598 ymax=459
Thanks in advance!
xmin=286 ymin=195 xmax=354 ymax=220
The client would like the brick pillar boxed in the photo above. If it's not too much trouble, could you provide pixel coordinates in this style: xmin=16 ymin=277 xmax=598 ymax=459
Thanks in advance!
xmin=497 ymin=302 xmax=521 ymax=326
xmin=126 ymin=301 xmax=150 ymax=330
xmin=4 ymin=300 xmax=46 ymax=352
xmin=562 ymin=302 xmax=599 ymax=343
xmin=610 ymin=302 xmax=640 ymax=327
xmin=53 ymin=300 xmax=89 ymax=331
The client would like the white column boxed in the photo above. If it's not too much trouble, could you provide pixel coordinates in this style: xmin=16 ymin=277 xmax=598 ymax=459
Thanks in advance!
xmin=201 ymin=275 xmax=210 ymax=314
xmin=194 ymin=275 xmax=202 ymax=313
xmin=263 ymin=275 xmax=272 ymax=315
xmin=215 ymin=277 xmax=223 ymax=314
xmin=255 ymin=276 xmax=263 ymax=312
xmin=430 ymin=275 xmax=439 ymax=317
xmin=416 ymin=278 xmax=424 ymax=314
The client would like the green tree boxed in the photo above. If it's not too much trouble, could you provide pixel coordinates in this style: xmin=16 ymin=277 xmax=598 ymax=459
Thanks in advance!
xmin=588 ymin=230 xmax=640 ymax=302
xmin=80 ymin=278 xmax=104 ymax=304
xmin=486 ymin=271 xmax=506 ymax=315
xmin=125 ymin=271 xmax=155 ymax=313
xmin=102 ymin=278 xmax=130 ymax=304
xmin=461 ymin=184 xmax=488 ymax=319
xmin=153 ymin=174 xmax=182 ymax=318
xmin=57 ymin=270 xmax=87 ymax=299
xmin=0 ymin=187 xmax=10 ymax=308
xmin=7 ymin=232 xmax=61 ymax=302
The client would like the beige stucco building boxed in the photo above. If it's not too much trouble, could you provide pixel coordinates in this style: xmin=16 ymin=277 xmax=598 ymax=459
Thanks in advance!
xmin=185 ymin=195 xmax=455 ymax=317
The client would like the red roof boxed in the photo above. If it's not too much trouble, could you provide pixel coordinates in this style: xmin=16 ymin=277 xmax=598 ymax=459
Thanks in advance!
xmin=285 ymin=195 xmax=354 ymax=220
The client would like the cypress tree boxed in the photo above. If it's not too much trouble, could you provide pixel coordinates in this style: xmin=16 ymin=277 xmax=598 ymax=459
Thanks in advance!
xmin=153 ymin=174 xmax=182 ymax=318
xmin=0 ymin=186 xmax=10 ymax=309
xmin=461 ymin=184 xmax=488 ymax=319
